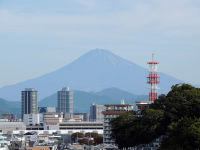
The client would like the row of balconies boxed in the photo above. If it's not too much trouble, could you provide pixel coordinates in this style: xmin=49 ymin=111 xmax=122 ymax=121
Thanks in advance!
xmin=103 ymin=138 xmax=115 ymax=143
xmin=104 ymin=131 xmax=111 ymax=134
xmin=103 ymin=126 xmax=111 ymax=129
xmin=105 ymin=106 xmax=133 ymax=111
xmin=103 ymin=123 xmax=111 ymax=126
xmin=104 ymin=115 xmax=119 ymax=118
xmin=103 ymin=135 xmax=111 ymax=138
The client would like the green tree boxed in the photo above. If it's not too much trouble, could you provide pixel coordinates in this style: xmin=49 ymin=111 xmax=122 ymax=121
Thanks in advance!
xmin=71 ymin=132 xmax=84 ymax=143
xmin=110 ymin=84 xmax=200 ymax=149
xmin=111 ymin=109 xmax=164 ymax=148
xmin=85 ymin=132 xmax=103 ymax=145
xmin=160 ymin=117 xmax=200 ymax=150
xmin=111 ymin=112 xmax=137 ymax=148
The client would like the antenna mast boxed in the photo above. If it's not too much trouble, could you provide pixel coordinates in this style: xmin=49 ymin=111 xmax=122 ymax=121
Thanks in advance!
xmin=147 ymin=54 xmax=160 ymax=102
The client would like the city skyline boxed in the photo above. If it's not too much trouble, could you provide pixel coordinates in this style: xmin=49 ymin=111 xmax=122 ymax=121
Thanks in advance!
xmin=0 ymin=1 xmax=199 ymax=149
xmin=0 ymin=0 xmax=200 ymax=87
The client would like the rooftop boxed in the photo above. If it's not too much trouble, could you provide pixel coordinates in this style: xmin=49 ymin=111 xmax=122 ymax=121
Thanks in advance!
xmin=102 ymin=111 xmax=135 ymax=115
xmin=104 ymin=104 xmax=133 ymax=106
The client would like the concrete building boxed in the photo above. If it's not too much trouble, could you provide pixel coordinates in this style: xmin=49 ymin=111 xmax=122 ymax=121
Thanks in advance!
xmin=74 ymin=113 xmax=89 ymax=121
xmin=43 ymin=113 xmax=63 ymax=130
xmin=102 ymin=100 xmax=134 ymax=145
xmin=26 ymin=124 xmax=44 ymax=130
xmin=23 ymin=114 xmax=40 ymax=125
xmin=43 ymin=113 xmax=63 ymax=124
xmin=57 ymin=87 xmax=73 ymax=118
xmin=59 ymin=121 xmax=103 ymax=134
xmin=0 ymin=132 xmax=8 ymax=149
xmin=69 ymin=114 xmax=84 ymax=122
xmin=25 ymin=147 xmax=52 ymax=150
xmin=38 ymin=107 xmax=57 ymax=124
xmin=38 ymin=107 xmax=56 ymax=113
xmin=0 ymin=113 xmax=15 ymax=121
xmin=21 ymin=88 xmax=38 ymax=119
xmin=136 ymin=101 xmax=149 ymax=111
xmin=90 ymin=104 xmax=104 ymax=122
xmin=0 ymin=122 xmax=26 ymax=134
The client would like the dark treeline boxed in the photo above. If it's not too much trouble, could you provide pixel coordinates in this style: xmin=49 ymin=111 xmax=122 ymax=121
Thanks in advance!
xmin=110 ymin=84 xmax=200 ymax=150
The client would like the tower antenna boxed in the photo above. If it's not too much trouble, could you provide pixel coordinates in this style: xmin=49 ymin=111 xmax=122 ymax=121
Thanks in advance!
xmin=147 ymin=54 xmax=160 ymax=102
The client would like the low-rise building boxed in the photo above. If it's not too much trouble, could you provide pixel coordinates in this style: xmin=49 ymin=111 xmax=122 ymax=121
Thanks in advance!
xmin=74 ymin=113 xmax=89 ymax=122
xmin=43 ymin=113 xmax=63 ymax=130
xmin=59 ymin=121 xmax=103 ymax=134
xmin=23 ymin=114 xmax=40 ymax=125
xmin=0 ymin=113 xmax=15 ymax=120
xmin=38 ymin=107 xmax=56 ymax=113
xmin=136 ymin=101 xmax=149 ymax=111
xmin=43 ymin=113 xmax=63 ymax=124
xmin=64 ymin=114 xmax=84 ymax=122
xmin=0 ymin=122 xmax=26 ymax=134
xmin=26 ymin=124 xmax=44 ymax=130
xmin=0 ymin=132 xmax=8 ymax=150
xmin=43 ymin=123 xmax=59 ymax=130
xmin=25 ymin=147 xmax=51 ymax=150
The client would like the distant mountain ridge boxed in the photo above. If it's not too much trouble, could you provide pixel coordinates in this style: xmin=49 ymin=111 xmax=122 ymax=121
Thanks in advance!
xmin=0 ymin=49 xmax=182 ymax=101
xmin=39 ymin=87 xmax=148 ymax=113
xmin=0 ymin=98 xmax=20 ymax=117
xmin=0 ymin=88 xmax=148 ymax=116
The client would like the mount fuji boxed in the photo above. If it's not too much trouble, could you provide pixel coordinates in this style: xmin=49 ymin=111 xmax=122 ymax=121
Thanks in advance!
xmin=0 ymin=49 xmax=182 ymax=101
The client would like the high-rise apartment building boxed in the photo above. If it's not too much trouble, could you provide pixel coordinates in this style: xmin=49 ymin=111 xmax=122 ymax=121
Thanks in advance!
xmin=90 ymin=104 xmax=104 ymax=122
xmin=57 ymin=87 xmax=73 ymax=118
xmin=21 ymin=88 xmax=38 ymax=119
xmin=102 ymin=100 xmax=134 ymax=145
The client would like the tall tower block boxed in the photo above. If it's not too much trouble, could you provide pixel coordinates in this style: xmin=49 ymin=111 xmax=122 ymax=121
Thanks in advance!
xmin=21 ymin=88 xmax=38 ymax=119
xmin=147 ymin=54 xmax=160 ymax=102
xmin=57 ymin=87 xmax=73 ymax=118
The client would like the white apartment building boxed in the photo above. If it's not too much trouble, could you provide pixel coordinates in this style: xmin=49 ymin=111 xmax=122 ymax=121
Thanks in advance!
xmin=102 ymin=101 xmax=134 ymax=145
xmin=23 ymin=114 xmax=40 ymax=125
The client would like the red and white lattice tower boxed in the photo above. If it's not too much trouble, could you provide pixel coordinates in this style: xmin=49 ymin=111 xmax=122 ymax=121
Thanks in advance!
xmin=147 ymin=54 xmax=160 ymax=102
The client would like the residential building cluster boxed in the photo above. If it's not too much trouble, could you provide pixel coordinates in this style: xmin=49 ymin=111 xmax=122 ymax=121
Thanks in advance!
xmin=0 ymin=54 xmax=161 ymax=149
xmin=0 ymin=86 xmax=152 ymax=150
xmin=0 ymin=87 xmax=108 ymax=149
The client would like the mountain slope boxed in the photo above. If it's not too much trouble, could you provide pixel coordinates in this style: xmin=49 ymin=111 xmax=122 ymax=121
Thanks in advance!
xmin=96 ymin=87 xmax=148 ymax=102
xmin=0 ymin=98 xmax=20 ymax=117
xmin=0 ymin=49 xmax=182 ymax=101
xmin=39 ymin=90 xmax=110 ymax=113
xmin=39 ymin=88 xmax=148 ymax=113
xmin=0 ymin=88 xmax=147 ymax=117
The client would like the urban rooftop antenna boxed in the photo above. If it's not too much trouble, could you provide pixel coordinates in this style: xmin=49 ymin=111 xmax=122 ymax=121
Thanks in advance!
xmin=147 ymin=53 xmax=160 ymax=102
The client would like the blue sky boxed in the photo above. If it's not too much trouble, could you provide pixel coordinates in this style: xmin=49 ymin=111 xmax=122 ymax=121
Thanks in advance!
xmin=0 ymin=0 xmax=200 ymax=87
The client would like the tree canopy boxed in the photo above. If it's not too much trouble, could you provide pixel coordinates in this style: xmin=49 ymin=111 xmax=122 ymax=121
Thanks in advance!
xmin=71 ymin=132 xmax=103 ymax=145
xmin=110 ymin=84 xmax=200 ymax=149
